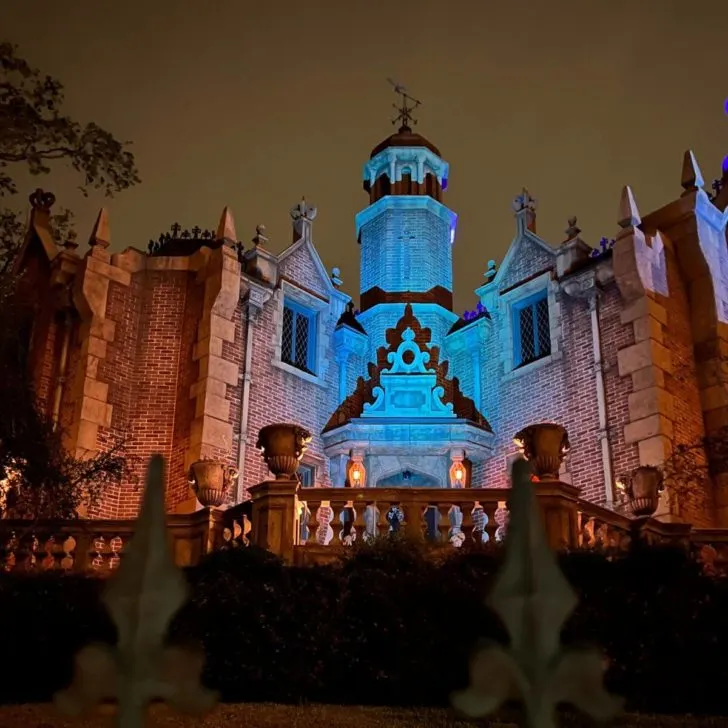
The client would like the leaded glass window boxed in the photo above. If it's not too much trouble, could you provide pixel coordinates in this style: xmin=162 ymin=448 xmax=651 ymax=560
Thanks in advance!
xmin=514 ymin=293 xmax=551 ymax=367
xmin=282 ymin=299 xmax=317 ymax=374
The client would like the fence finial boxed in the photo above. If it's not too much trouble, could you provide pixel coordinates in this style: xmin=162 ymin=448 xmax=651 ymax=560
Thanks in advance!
xmin=451 ymin=457 xmax=621 ymax=727
xmin=55 ymin=455 xmax=217 ymax=727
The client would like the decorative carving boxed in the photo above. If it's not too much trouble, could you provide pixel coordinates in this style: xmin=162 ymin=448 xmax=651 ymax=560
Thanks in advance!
xmin=564 ymin=216 xmax=581 ymax=240
xmin=252 ymin=224 xmax=268 ymax=247
xmin=589 ymin=237 xmax=616 ymax=259
xmin=256 ymin=423 xmax=312 ymax=479
xmin=147 ymin=223 xmax=216 ymax=256
xmin=188 ymin=460 xmax=238 ymax=508
xmin=512 ymin=187 xmax=537 ymax=213
xmin=290 ymin=198 xmax=317 ymax=242
xmin=452 ymin=458 xmax=621 ymax=725
xmin=29 ymin=188 xmax=55 ymax=211
xmin=330 ymin=266 xmax=342 ymax=287
xmin=55 ymin=456 xmax=217 ymax=721
xmin=513 ymin=423 xmax=570 ymax=481
xmin=617 ymin=466 xmax=664 ymax=517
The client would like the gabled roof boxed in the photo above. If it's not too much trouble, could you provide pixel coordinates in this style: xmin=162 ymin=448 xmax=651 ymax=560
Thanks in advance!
xmin=277 ymin=231 xmax=347 ymax=301
xmin=324 ymin=304 xmax=491 ymax=433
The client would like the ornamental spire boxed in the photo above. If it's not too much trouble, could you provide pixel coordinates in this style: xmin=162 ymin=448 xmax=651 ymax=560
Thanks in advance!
xmin=387 ymin=78 xmax=422 ymax=132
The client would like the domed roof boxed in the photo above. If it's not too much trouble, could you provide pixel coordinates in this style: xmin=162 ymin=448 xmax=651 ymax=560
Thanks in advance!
xmin=370 ymin=125 xmax=441 ymax=159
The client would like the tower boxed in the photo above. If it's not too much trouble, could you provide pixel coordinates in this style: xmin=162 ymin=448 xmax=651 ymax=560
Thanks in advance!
xmin=355 ymin=86 xmax=458 ymax=354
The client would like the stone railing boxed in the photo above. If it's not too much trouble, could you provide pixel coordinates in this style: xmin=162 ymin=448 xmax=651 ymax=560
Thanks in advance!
xmin=241 ymin=479 xmax=585 ymax=566
xmin=0 ymin=508 xmax=227 ymax=574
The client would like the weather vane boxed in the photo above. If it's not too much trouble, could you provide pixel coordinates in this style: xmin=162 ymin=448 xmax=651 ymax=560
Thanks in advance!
xmin=387 ymin=78 xmax=421 ymax=132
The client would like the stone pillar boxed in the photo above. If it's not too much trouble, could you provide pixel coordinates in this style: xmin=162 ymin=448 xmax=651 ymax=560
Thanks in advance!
xmin=613 ymin=187 xmax=676 ymax=476
xmin=70 ymin=215 xmax=129 ymax=462
xmin=535 ymin=481 xmax=580 ymax=550
xmin=248 ymin=478 xmax=300 ymax=564
xmin=183 ymin=246 xmax=241 ymax=512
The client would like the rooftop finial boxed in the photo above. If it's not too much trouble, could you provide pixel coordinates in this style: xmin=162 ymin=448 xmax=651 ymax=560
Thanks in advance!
xmin=387 ymin=78 xmax=421 ymax=132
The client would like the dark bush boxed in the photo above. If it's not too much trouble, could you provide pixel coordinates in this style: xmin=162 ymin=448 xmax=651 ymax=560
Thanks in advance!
xmin=1 ymin=541 xmax=727 ymax=714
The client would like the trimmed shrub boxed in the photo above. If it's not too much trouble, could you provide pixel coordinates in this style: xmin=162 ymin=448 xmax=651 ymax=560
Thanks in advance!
xmin=0 ymin=541 xmax=727 ymax=714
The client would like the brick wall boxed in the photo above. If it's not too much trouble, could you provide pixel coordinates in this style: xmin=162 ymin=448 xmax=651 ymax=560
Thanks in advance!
xmin=359 ymin=208 xmax=452 ymax=294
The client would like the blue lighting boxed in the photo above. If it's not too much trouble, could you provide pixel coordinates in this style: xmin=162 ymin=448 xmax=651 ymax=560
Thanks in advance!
xmin=724 ymin=98 xmax=728 ymax=116
xmin=723 ymin=155 xmax=728 ymax=174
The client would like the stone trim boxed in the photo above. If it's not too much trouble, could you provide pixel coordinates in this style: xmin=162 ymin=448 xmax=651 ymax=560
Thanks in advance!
xmin=497 ymin=272 xmax=562 ymax=377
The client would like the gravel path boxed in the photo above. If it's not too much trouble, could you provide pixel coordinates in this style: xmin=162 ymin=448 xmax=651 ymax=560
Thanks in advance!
xmin=0 ymin=703 xmax=725 ymax=728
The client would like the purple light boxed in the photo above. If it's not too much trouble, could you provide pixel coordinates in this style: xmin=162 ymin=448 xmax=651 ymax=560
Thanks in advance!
xmin=724 ymin=98 xmax=728 ymax=116
xmin=723 ymin=155 xmax=728 ymax=174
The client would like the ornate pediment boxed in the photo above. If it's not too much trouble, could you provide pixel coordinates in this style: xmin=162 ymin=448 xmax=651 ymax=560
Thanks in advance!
xmin=362 ymin=328 xmax=454 ymax=418
xmin=324 ymin=304 xmax=490 ymax=432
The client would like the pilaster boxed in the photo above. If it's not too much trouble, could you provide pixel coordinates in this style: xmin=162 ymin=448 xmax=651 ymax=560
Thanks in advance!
xmin=182 ymin=245 xmax=241 ymax=512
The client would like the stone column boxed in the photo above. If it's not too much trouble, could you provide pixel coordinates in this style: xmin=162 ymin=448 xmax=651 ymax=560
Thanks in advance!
xmin=248 ymin=479 xmax=300 ymax=564
xmin=613 ymin=188 xmax=676 ymax=473
xmin=183 ymin=246 xmax=241 ymax=512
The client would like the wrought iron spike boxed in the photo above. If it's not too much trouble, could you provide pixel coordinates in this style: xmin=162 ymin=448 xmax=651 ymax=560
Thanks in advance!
xmin=452 ymin=457 xmax=621 ymax=727
xmin=55 ymin=456 xmax=217 ymax=725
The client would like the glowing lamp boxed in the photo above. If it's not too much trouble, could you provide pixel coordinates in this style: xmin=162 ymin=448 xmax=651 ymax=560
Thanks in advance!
xmin=454 ymin=466 xmax=464 ymax=482
xmin=350 ymin=463 xmax=363 ymax=484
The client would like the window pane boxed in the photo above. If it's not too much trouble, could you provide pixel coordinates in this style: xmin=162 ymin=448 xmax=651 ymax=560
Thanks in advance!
xmin=282 ymin=305 xmax=295 ymax=365
xmin=294 ymin=312 xmax=310 ymax=370
xmin=297 ymin=465 xmax=314 ymax=488
xmin=519 ymin=306 xmax=535 ymax=363
xmin=536 ymin=297 xmax=551 ymax=357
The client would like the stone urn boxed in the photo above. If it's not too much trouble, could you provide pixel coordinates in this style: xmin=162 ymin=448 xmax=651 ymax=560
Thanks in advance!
xmin=188 ymin=460 xmax=239 ymax=508
xmin=256 ymin=423 xmax=312 ymax=479
xmin=513 ymin=423 xmax=570 ymax=481
xmin=624 ymin=465 xmax=663 ymax=517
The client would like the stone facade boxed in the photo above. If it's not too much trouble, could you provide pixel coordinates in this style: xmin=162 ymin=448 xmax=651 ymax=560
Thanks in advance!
xmin=12 ymin=128 xmax=728 ymax=527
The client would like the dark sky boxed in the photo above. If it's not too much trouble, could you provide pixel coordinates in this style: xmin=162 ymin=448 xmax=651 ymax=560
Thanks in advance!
xmin=4 ymin=0 xmax=727 ymax=312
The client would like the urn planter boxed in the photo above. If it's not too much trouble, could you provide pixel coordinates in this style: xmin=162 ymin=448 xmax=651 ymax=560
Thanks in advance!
xmin=513 ymin=423 xmax=570 ymax=481
xmin=625 ymin=465 xmax=663 ymax=517
xmin=256 ymin=423 xmax=313 ymax=479
xmin=188 ymin=460 xmax=239 ymax=508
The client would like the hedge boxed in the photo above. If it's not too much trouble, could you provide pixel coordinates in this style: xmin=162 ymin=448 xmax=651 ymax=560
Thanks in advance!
xmin=0 ymin=539 xmax=726 ymax=715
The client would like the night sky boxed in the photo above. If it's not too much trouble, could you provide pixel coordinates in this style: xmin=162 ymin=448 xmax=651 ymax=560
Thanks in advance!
xmin=4 ymin=0 xmax=727 ymax=312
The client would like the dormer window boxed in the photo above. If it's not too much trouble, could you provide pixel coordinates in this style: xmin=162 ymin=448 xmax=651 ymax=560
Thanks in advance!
xmin=513 ymin=291 xmax=551 ymax=367
xmin=282 ymin=298 xmax=317 ymax=375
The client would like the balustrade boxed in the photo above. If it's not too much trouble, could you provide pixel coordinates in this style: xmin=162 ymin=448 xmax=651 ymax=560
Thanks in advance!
xmin=0 ymin=509 xmax=226 ymax=574
xmin=296 ymin=487 xmax=509 ymax=549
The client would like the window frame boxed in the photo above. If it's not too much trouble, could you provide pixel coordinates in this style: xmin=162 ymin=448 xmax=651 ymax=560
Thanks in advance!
xmin=281 ymin=297 xmax=318 ymax=375
xmin=512 ymin=290 xmax=551 ymax=368
xmin=297 ymin=462 xmax=316 ymax=488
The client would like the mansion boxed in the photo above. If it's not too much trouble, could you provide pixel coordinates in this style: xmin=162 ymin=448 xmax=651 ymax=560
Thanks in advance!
xmin=11 ymin=121 xmax=728 ymax=527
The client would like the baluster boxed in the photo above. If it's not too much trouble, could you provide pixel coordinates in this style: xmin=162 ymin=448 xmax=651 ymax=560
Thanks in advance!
xmin=437 ymin=504 xmax=451 ymax=544
xmin=306 ymin=498 xmax=321 ymax=545
xmin=378 ymin=501 xmax=392 ymax=537
xmin=484 ymin=503 xmax=498 ymax=544
xmin=460 ymin=502 xmax=475 ymax=543
xmin=315 ymin=500 xmax=334 ymax=546
xmin=494 ymin=500 xmax=509 ymax=543
xmin=362 ymin=503 xmax=379 ymax=541
xmin=109 ymin=535 xmax=124 ymax=570
xmin=60 ymin=535 xmax=76 ymax=571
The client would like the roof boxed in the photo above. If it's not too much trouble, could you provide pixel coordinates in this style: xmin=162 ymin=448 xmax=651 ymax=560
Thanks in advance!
xmin=370 ymin=125 xmax=441 ymax=159
xmin=335 ymin=302 xmax=366 ymax=334
xmin=324 ymin=304 xmax=491 ymax=433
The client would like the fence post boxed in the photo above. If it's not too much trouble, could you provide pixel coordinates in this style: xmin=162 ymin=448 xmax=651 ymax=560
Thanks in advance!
xmin=248 ymin=478 xmax=299 ymax=563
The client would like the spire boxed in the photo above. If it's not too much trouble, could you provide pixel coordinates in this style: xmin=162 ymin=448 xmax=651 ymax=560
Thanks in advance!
xmin=618 ymin=186 xmax=641 ymax=229
xmin=681 ymin=149 xmax=704 ymax=195
xmin=88 ymin=208 xmax=111 ymax=249
xmin=215 ymin=206 xmax=237 ymax=244
xmin=512 ymin=188 xmax=537 ymax=234
xmin=290 ymin=198 xmax=317 ymax=243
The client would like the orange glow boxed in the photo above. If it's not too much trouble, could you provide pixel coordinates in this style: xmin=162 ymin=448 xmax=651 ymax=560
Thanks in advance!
xmin=350 ymin=463 xmax=362 ymax=483
xmin=454 ymin=466 xmax=464 ymax=481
